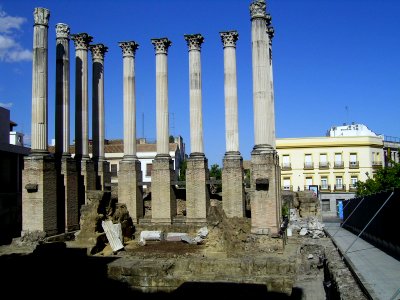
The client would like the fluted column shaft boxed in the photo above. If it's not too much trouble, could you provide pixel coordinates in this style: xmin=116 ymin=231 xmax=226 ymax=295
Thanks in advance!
xmin=31 ymin=8 xmax=50 ymax=153
xmin=71 ymin=33 xmax=92 ymax=159
xmin=151 ymin=38 xmax=171 ymax=156
xmin=220 ymin=31 xmax=240 ymax=154
xmin=184 ymin=34 xmax=204 ymax=155
xmin=251 ymin=0 xmax=275 ymax=149
xmin=90 ymin=44 xmax=108 ymax=161
xmin=55 ymin=23 xmax=70 ymax=156
xmin=119 ymin=41 xmax=139 ymax=159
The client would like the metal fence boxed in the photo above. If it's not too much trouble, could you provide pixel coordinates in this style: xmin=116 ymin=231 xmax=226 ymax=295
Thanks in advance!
xmin=342 ymin=187 xmax=400 ymax=259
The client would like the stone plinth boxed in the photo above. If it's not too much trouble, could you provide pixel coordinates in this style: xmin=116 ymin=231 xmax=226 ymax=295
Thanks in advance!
xmin=222 ymin=153 xmax=245 ymax=218
xmin=80 ymin=159 xmax=96 ymax=204
xmin=186 ymin=154 xmax=210 ymax=224
xmin=22 ymin=155 xmax=58 ymax=236
xmin=94 ymin=159 xmax=111 ymax=191
xmin=250 ymin=148 xmax=281 ymax=235
xmin=151 ymin=155 xmax=176 ymax=224
xmin=61 ymin=156 xmax=79 ymax=232
xmin=118 ymin=159 xmax=143 ymax=223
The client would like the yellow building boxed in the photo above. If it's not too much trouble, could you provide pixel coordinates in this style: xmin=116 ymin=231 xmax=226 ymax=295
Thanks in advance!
xmin=276 ymin=125 xmax=384 ymax=217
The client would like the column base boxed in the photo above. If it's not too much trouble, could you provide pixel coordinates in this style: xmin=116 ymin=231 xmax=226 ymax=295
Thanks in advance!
xmin=222 ymin=153 xmax=245 ymax=218
xmin=250 ymin=148 xmax=281 ymax=236
xmin=118 ymin=159 xmax=143 ymax=224
xmin=22 ymin=154 xmax=58 ymax=236
xmin=151 ymin=155 xmax=176 ymax=224
xmin=186 ymin=154 xmax=210 ymax=224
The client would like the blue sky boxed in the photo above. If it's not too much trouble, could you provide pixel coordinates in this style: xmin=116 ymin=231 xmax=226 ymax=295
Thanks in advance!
xmin=1 ymin=0 xmax=400 ymax=166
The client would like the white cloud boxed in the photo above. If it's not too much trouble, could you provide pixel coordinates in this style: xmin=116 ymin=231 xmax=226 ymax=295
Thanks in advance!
xmin=0 ymin=7 xmax=31 ymax=62
xmin=0 ymin=102 xmax=13 ymax=108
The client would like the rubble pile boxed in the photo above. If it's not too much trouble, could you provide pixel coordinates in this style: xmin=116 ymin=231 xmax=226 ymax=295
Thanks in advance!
xmin=287 ymin=208 xmax=326 ymax=239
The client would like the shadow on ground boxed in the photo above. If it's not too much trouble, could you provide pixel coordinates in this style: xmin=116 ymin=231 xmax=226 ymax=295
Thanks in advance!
xmin=0 ymin=242 xmax=305 ymax=299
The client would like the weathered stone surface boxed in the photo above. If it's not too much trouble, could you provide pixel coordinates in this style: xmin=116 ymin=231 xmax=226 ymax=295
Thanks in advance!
xmin=222 ymin=155 xmax=245 ymax=218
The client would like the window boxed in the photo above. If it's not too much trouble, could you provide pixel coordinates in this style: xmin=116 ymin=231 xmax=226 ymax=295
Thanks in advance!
xmin=335 ymin=176 xmax=343 ymax=190
xmin=320 ymin=176 xmax=328 ymax=190
xmin=283 ymin=178 xmax=291 ymax=190
xmin=350 ymin=176 xmax=358 ymax=189
xmin=304 ymin=154 xmax=313 ymax=169
xmin=282 ymin=155 xmax=291 ymax=169
xmin=146 ymin=163 xmax=153 ymax=176
xmin=319 ymin=153 xmax=328 ymax=168
xmin=305 ymin=177 xmax=312 ymax=189
xmin=110 ymin=164 xmax=118 ymax=177
xmin=322 ymin=199 xmax=330 ymax=212
xmin=349 ymin=153 xmax=358 ymax=168
xmin=334 ymin=153 xmax=343 ymax=168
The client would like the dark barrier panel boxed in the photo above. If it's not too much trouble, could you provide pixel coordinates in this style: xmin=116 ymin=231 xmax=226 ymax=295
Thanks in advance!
xmin=342 ymin=188 xmax=400 ymax=259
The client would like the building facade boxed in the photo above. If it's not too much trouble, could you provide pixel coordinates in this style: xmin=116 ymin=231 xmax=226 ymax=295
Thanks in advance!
xmin=275 ymin=124 xmax=385 ymax=217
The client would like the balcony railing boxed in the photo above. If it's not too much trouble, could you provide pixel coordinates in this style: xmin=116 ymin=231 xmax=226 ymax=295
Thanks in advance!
xmin=334 ymin=184 xmax=346 ymax=191
xmin=282 ymin=163 xmax=292 ymax=171
xmin=349 ymin=184 xmax=357 ymax=191
xmin=372 ymin=161 xmax=382 ymax=168
xmin=319 ymin=184 xmax=331 ymax=191
xmin=349 ymin=161 xmax=359 ymax=169
xmin=304 ymin=162 xmax=314 ymax=170
xmin=319 ymin=162 xmax=329 ymax=169
xmin=334 ymin=161 xmax=344 ymax=169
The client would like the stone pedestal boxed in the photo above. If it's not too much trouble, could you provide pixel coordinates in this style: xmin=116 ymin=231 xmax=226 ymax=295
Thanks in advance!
xmin=222 ymin=153 xmax=245 ymax=218
xmin=80 ymin=159 xmax=96 ymax=204
xmin=118 ymin=159 xmax=143 ymax=223
xmin=61 ymin=156 xmax=79 ymax=231
xmin=151 ymin=155 xmax=176 ymax=224
xmin=22 ymin=155 xmax=58 ymax=236
xmin=186 ymin=154 xmax=210 ymax=224
xmin=94 ymin=159 xmax=111 ymax=191
xmin=250 ymin=148 xmax=281 ymax=235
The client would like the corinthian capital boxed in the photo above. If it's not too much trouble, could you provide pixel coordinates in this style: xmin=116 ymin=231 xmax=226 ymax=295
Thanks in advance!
xmin=220 ymin=31 xmax=239 ymax=48
xmin=71 ymin=33 xmax=93 ymax=50
xmin=56 ymin=23 xmax=69 ymax=39
xmin=33 ymin=7 xmax=50 ymax=26
xmin=267 ymin=26 xmax=275 ymax=43
xmin=90 ymin=44 xmax=108 ymax=60
xmin=151 ymin=38 xmax=172 ymax=55
xmin=184 ymin=34 xmax=204 ymax=51
xmin=118 ymin=41 xmax=139 ymax=58
xmin=250 ymin=0 xmax=271 ymax=24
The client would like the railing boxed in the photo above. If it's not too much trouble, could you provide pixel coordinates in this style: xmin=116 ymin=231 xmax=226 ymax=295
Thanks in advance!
xmin=334 ymin=161 xmax=344 ymax=169
xmin=372 ymin=161 xmax=382 ymax=168
xmin=349 ymin=161 xmax=359 ymax=169
xmin=319 ymin=184 xmax=330 ymax=191
xmin=281 ymin=163 xmax=292 ymax=170
xmin=334 ymin=184 xmax=346 ymax=191
xmin=304 ymin=162 xmax=314 ymax=170
xmin=349 ymin=184 xmax=357 ymax=191
xmin=319 ymin=162 xmax=329 ymax=169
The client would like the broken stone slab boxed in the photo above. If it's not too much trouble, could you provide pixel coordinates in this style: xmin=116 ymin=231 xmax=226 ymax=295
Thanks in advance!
xmin=286 ymin=228 xmax=292 ymax=237
xmin=165 ymin=233 xmax=190 ymax=242
xmin=139 ymin=230 xmax=165 ymax=246
xmin=299 ymin=228 xmax=308 ymax=236
xmin=181 ymin=235 xmax=196 ymax=244
xmin=197 ymin=226 xmax=208 ymax=238
xmin=102 ymin=220 xmax=124 ymax=252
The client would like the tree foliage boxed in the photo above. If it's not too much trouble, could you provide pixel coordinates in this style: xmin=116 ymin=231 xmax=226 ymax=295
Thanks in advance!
xmin=209 ymin=163 xmax=222 ymax=193
xmin=355 ymin=162 xmax=400 ymax=196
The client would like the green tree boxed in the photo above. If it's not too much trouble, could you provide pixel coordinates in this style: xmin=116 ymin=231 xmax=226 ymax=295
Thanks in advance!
xmin=209 ymin=163 xmax=222 ymax=193
xmin=355 ymin=162 xmax=400 ymax=196
xmin=178 ymin=159 xmax=187 ymax=182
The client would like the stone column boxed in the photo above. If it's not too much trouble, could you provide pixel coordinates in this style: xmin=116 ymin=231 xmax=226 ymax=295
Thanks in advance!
xmin=90 ymin=44 xmax=111 ymax=191
xmin=220 ymin=30 xmax=245 ymax=218
xmin=117 ymin=41 xmax=143 ymax=223
xmin=150 ymin=38 xmax=176 ymax=224
xmin=71 ymin=33 xmax=95 ymax=204
xmin=55 ymin=23 xmax=79 ymax=232
xmin=249 ymin=0 xmax=281 ymax=235
xmin=22 ymin=7 xmax=58 ymax=236
xmin=184 ymin=34 xmax=209 ymax=224
xmin=31 ymin=7 xmax=50 ymax=154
